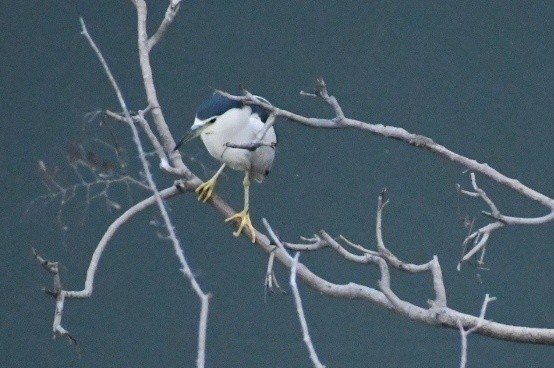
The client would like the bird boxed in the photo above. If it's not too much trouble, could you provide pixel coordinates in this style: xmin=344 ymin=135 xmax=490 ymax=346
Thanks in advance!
xmin=174 ymin=92 xmax=277 ymax=243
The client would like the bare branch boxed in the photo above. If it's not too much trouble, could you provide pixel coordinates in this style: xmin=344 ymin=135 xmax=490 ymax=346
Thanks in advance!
xmin=339 ymin=234 xmax=379 ymax=256
xmin=35 ymin=185 xmax=182 ymax=345
xmin=262 ymin=218 xmax=293 ymax=260
xmin=147 ymin=0 xmax=182 ymax=51
xmin=290 ymin=253 xmax=326 ymax=368
xmin=83 ymin=13 xmax=210 ymax=365
xmin=313 ymin=77 xmax=346 ymax=124
xmin=196 ymin=292 xmax=211 ymax=368
xmin=217 ymin=90 xmax=341 ymax=129
xmin=36 ymin=3 xmax=553 ymax=363
xmin=104 ymin=109 xmax=185 ymax=176
xmin=33 ymin=249 xmax=78 ymax=346
xmin=132 ymin=0 xmax=196 ymax=181
xmin=220 ymin=85 xmax=553 ymax=267
xmin=234 ymin=85 xmax=553 ymax=210
xmin=27 ymin=142 xmax=149 ymax=234
xmin=458 ymin=294 xmax=497 ymax=368
xmin=457 ymin=172 xmax=554 ymax=268
xmin=264 ymin=193 xmax=553 ymax=345
xmin=264 ymin=247 xmax=286 ymax=297
xmin=285 ymin=234 xmax=328 ymax=251
xmin=31 ymin=18 xmax=212 ymax=367
xmin=469 ymin=172 xmax=501 ymax=218
xmin=220 ymin=85 xmax=553 ymax=204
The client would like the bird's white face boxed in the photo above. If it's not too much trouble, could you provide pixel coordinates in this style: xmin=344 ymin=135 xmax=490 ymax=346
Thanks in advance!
xmin=173 ymin=116 xmax=217 ymax=151
xmin=189 ymin=115 xmax=216 ymax=136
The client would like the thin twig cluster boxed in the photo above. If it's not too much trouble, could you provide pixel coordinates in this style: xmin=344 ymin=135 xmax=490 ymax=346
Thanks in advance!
xmin=27 ymin=140 xmax=149 ymax=233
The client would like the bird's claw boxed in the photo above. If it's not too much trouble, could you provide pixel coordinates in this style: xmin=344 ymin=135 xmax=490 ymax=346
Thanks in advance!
xmin=225 ymin=209 xmax=256 ymax=243
xmin=195 ymin=178 xmax=217 ymax=202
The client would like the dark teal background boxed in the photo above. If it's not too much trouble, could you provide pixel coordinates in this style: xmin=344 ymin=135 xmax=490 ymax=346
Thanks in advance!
xmin=1 ymin=1 xmax=553 ymax=367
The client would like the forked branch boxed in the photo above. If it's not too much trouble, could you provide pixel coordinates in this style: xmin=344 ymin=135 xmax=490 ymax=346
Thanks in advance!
xmin=36 ymin=13 xmax=210 ymax=368
xmin=262 ymin=191 xmax=553 ymax=345
xmin=218 ymin=85 xmax=554 ymax=267
xmin=457 ymin=172 xmax=554 ymax=267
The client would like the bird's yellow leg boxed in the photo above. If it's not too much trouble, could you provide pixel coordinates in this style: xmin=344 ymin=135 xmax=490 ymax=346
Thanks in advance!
xmin=225 ymin=173 xmax=256 ymax=243
xmin=196 ymin=163 xmax=226 ymax=202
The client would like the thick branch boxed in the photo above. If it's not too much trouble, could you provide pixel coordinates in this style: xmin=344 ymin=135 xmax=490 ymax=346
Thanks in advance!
xmin=218 ymin=89 xmax=554 ymax=211
xmin=219 ymin=86 xmax=553 ymax=270
xmin=132 ymin=0 xmax=195 ymax=180
xmin=269 ymin=227 xmax=554 ymax=344
xmin=265 ymin=189 xmax=553 ymax=345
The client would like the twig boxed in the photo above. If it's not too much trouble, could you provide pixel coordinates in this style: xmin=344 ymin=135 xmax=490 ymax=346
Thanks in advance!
xmin=132 ymin=0 xmax=196 ymax=181
xmin=104 ymin=109 xmax=173 ymax=174
xmin=290 ymin=253 xmax=326 ymax=368
xmin=264 ymin=246 xmax=286 ymax=297
xmin=224 ymin=141 xmax=276 ymax=151
xmin=147 ymin=0 xmax=182 ymax=51
xmin=458 ymin=294 xmax=496 ymax=368
xmin=457 ymin=172 xmax=554 ymax=268
xmin=32 ymin=249 xmax=79 ymax=346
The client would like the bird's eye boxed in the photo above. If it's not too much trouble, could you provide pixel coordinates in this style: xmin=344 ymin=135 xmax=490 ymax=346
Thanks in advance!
xmin=208 ymin=117 xmax=217 ymax=124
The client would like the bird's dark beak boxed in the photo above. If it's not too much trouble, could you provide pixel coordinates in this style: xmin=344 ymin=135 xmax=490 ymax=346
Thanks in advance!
xmin=173 ymin=127 xmax=201 ymax=152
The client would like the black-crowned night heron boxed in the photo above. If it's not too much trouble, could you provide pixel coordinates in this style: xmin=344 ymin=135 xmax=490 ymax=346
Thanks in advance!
xmin=174 ymin=93 xmax=277 ymax=242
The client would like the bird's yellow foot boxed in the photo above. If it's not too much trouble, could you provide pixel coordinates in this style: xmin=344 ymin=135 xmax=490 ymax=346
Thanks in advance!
xmin=225 ymin=209 xmax=256 ymax=243
xmin=195 ymin=177 xmax=217 ymax=202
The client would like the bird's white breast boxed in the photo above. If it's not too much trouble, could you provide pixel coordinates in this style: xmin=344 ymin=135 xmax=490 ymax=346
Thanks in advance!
xmin=200 ymin=107 xmax=276 ymax=177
